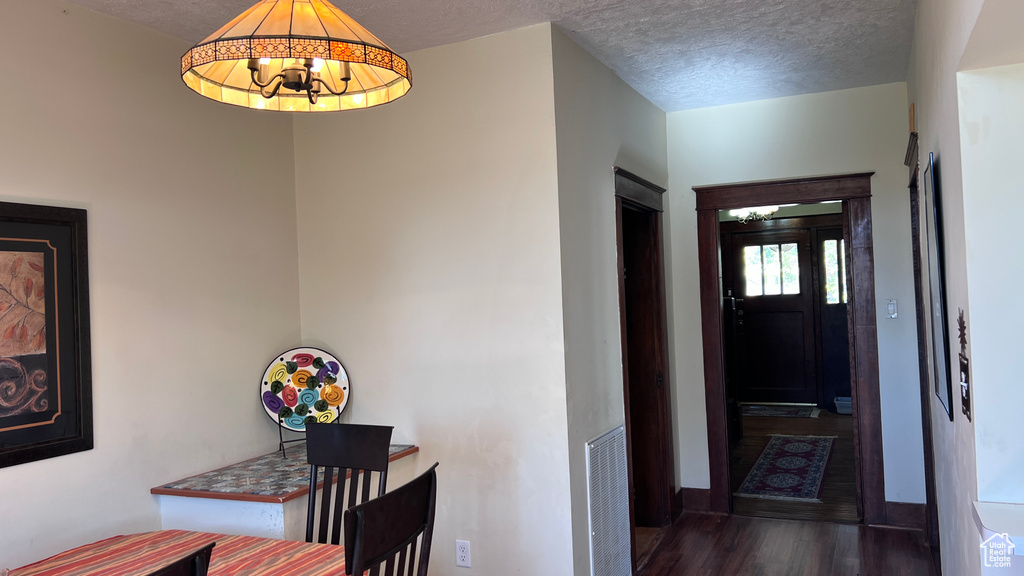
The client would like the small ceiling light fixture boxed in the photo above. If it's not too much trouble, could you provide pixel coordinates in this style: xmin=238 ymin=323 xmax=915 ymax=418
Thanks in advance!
xmin=181 ymin=0 xmax=411 ymax=112
xmin=729 ymin=205 xmax=779 ymax=224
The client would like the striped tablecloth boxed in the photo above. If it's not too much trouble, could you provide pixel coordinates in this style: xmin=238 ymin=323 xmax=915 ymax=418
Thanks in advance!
xmin=10 ymin=530 xmax=347 ymax=576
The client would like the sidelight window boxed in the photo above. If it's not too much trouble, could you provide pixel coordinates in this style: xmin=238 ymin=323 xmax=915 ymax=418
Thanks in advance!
xmin=743 ymin=243 xmax=799 ymax=296
xmin=823 ymin=239 xmax=848 ymax=304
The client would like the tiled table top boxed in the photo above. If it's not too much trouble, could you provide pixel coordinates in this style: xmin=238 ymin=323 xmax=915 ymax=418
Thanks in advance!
xmin=151 ymin=443 xmax=418 ymax=503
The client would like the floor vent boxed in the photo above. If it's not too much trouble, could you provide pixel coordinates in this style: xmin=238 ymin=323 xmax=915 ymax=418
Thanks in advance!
xmin=586 ymin=425 xmax=631 ymax=576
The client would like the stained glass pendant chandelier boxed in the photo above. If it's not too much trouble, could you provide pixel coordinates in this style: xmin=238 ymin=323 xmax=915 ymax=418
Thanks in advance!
xmin=181 ymin=0 xmax=411 ymax=112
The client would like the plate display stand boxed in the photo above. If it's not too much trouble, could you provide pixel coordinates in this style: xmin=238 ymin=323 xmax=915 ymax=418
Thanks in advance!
xmin=277 ymin=417 xmax=306 ymax=458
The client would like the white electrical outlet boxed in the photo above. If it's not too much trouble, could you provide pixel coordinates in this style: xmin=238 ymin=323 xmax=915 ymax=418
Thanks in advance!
xmin=456 ymin=539 xmax=471 ymax=568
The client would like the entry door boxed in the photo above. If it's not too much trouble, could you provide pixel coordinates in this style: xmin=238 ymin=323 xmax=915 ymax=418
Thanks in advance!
xmin=731 ymin=230 xmax=817 ymax=403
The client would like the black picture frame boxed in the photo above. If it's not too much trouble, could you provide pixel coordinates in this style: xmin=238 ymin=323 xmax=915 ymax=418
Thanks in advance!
xmin=0 ymin=201 xmax=92 ymax=468
xmin=923 ymin=153 xmax=954 ymax=421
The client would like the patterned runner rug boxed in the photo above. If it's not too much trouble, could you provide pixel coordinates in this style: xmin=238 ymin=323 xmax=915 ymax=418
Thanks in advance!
xmin=735 ymin=435 xmax=835 ymax=502
xmin=741 ymin=404 xmax=820 ymax=418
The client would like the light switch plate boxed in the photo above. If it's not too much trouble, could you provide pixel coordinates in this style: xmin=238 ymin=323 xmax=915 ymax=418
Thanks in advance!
xmin=886 ymin=299 xmax=898 ymax=319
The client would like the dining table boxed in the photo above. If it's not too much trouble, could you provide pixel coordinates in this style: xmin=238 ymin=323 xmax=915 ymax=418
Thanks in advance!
xmin=7 ymin=529 xmax=347 ymax=576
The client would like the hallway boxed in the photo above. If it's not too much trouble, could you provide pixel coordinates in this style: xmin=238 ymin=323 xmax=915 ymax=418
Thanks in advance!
xmin=638 ymin=513 xmax=937 ymax=576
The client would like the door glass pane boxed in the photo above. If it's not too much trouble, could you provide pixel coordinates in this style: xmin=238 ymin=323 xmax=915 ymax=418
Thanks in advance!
xmin=824 ymin=240 xmax=839 ymax=304
xmin=840 ymin=239 xmax=848 ymax=303
xmin=763 ymin=244 xmax=781 ymax=295
xmin=744 ymin=246 xmax=763 ymax=296
xmin=781 ymin=243 xmax=800 ymax=294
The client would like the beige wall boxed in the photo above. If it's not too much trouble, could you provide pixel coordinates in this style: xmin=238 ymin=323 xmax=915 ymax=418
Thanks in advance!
xmin=292 ymin=24 xmax=574 ymax=575
xmin=907 ymin=0 xmax=986 ymax=572
xmin=550 ymin=27 xmax=668 ymax=576
xmin=665 ymin=83 xmax=927 ymax=503
xmin=0 ymin=0 xmax=301 ymax=568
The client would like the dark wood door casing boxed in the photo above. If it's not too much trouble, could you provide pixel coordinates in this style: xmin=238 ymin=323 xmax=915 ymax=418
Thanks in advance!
xmin=693 ymin=173 xmax=887 ymax=525
xmin=614 ymin=167 xmax=675 ymax=566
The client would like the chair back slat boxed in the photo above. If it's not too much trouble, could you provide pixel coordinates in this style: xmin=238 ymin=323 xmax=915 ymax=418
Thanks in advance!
xmin=329 ymin=470 xmax=349 ymax=545
xmin=346 ymin=468 xmax=361 ymax=511
xmin=305 ymin=423 xmax=394 ymax=546
xmin=406 ymin=539 xmax=418 ymax=576
xmin=378 ymin=467 xmax=389 ymax=500
xmin=395 ymin=546 xmax=408 ymax=576
xmin=317 ymin=466 xmax=337 ymax=543
xmin=305 ymin=464 xmax=320 ymax=543
xmin=361 ymin=468 xmax=373 ymax=503
xmin=344 ymin=463 xmax=438 ymax=576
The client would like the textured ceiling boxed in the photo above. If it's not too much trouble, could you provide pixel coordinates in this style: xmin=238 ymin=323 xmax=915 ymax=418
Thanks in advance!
xmin=62 ymin=0 xmax=920 ymax=111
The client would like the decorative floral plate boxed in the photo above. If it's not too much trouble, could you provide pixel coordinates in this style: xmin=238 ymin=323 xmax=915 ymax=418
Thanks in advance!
xmin=260 ymin=347 xmax=349 ymax=431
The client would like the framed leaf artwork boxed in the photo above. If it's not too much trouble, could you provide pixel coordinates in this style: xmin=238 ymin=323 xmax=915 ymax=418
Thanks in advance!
xmin=0 ymin=201 xmax=92 ymax=468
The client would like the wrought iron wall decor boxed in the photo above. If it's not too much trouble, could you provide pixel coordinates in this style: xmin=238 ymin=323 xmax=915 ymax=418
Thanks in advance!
xmin=0 ymin=201 xmax=92 ymax=468
xmin=958 ymin=308 xmax=971 ymax=421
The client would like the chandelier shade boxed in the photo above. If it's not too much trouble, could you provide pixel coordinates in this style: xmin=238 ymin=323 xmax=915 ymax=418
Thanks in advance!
xmin=181 ymin=0 xmax=411 ymax=112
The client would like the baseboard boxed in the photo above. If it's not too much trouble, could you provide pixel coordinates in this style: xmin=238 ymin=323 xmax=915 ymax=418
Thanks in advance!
xmin=671 ymin=487 xmax=683 ymax=520
xmin=679 ymin=488 xmax=712 ymax=513
xmin=885 ymin=501 xmax=926 ymax=530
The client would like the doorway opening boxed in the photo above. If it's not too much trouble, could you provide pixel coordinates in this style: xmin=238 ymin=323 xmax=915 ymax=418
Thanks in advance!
xmin=694 ymin=173 xmax=889 ymax=525
xmin=720 ymin=203 xmax=859 ymax=523
xmin=614 ymin=168 xmax=675 ymax=569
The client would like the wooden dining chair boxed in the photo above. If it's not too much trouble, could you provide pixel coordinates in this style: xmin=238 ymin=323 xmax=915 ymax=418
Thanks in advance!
xmin=145 ymin=542 xmax=215 ymax=576
xmin=305 ymin=422 xmax=395 ymax=545
xmin=344 ymin=463 xmax=438 ymax=576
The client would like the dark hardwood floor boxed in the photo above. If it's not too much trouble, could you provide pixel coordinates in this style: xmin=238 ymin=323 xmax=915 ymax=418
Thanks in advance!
xmin=639 ymin=513 xmax=937 ymax=576
xmin=637 ymin=526 xmax=663 ymax=558
xmin=731 ymin=411 xmax=859 ymax=523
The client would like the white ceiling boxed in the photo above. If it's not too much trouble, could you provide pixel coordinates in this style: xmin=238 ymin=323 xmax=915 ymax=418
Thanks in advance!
xmin=63 ymin=0 xmax=920 ymax=111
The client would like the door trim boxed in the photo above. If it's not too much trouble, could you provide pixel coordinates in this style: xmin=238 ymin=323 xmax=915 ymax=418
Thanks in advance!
xmin=693 ymin=173 xmax=887 ymax=524
xmin=615 ymin=167 xmax=666 ymax=211
xmin=614 ymin=168 xmax=674 ymax=568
